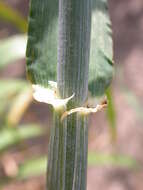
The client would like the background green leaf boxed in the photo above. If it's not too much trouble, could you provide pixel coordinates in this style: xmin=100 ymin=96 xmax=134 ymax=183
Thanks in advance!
xmin=0 ymin=35 xmax=26 ymax=69
xmin=0 ymin=124 xmax=43 ymax=152
xmin=106 ymin=88 xmax=116 ymax=141
xmin=0 ymin=1 xmax=27 ymax=32
xmin=17 ymin=152 xmax=138 ymax=179
xmin=18 ymin=157 xmax=47 ymax=179
xmin=0 ymin=79 xmax=28 ymax=98
xmin=0 ymin=80 xmax=28 ymax=118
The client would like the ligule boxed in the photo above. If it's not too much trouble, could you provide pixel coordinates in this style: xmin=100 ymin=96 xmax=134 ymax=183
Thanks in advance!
xmin=32 ymin=83 xmax=75 ymax=111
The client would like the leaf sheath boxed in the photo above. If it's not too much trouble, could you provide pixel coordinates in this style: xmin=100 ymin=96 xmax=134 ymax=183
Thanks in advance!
xmin=47 ymin=0 xmax=91 ymax=189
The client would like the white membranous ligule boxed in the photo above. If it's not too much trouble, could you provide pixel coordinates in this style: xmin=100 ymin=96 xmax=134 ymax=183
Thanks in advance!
xmin=32 ymin=81 xmax=75 ymax=110
xmin=32 ymin=81 xmax=107 ymax=118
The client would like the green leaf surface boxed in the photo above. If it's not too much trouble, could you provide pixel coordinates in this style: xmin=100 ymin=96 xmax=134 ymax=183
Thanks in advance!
xmin=88 ymin=0 xmax=114 ymax=97
xmin=26 ymin=0 xmax=58 ymax=87
xmin=0 ymin=35 xmax=26 ymax=69
xmin=0 ymin=124 xmax=43 ymax=152
xmin=0 ymin=1 xmax=27 ymax=32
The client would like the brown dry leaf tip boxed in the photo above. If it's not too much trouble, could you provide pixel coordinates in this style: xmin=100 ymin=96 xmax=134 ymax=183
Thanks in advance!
xmin=101 ymin=99 xmax=108 ymax=106
xmin=61 ymin=100 xmax=108 ymax=122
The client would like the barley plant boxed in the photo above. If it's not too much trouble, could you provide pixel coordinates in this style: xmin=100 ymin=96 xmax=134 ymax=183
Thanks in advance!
xmin=26 ymin=0 xmax=113 ymax=189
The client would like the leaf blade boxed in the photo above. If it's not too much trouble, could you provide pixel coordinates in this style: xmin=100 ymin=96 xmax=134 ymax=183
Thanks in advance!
xmin=88 ymin=0 xmax=114 ymax=97
xmin=26 ymin=0 xmax=58 ymax=87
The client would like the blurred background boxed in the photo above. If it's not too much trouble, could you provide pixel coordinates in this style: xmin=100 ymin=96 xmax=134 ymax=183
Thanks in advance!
xmin=0 ymin=0 xmax=143 ymax=189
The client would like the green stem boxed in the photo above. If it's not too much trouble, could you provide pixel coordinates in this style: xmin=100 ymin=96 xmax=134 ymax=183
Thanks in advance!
xmin=47 ymin=0 xmax=91 ymax=190
xmin=47 ymin=112 xmax=88 ymax=190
